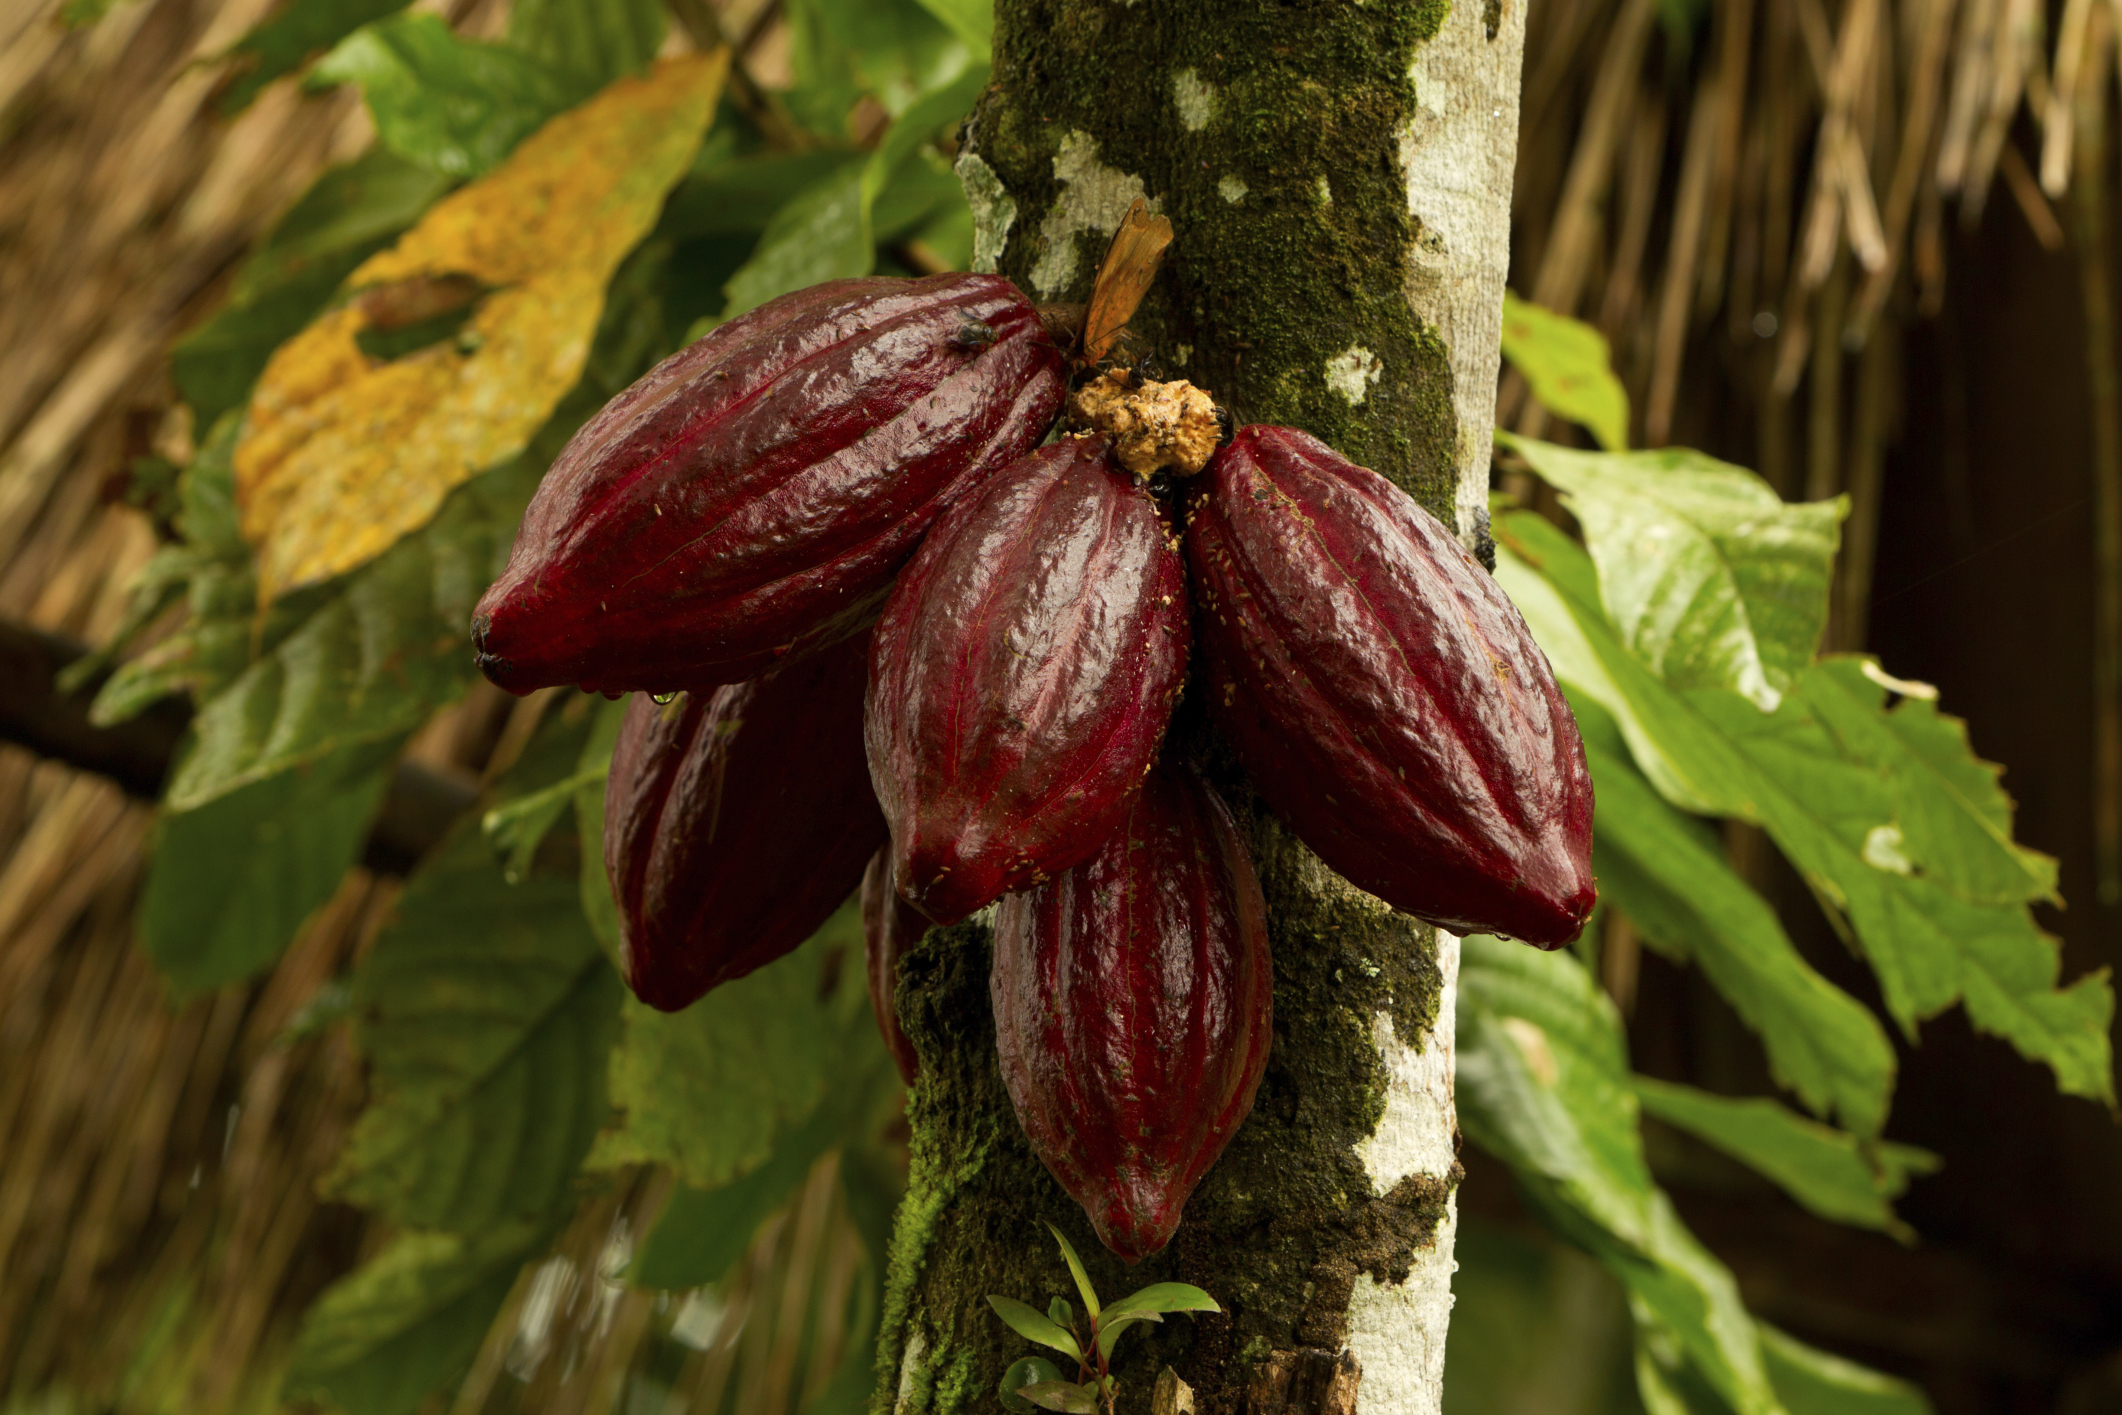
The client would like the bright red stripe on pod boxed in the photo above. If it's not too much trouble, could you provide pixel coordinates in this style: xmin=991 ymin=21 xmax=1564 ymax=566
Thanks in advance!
xmin=860 ymin=849 xmax=929 ymax=1085
xmin=1186 ymin=424 xmax=1596 ymax=946
xmin=991 ymin=761 xmax=1272 ymax=1262
xmin=866 ymin=435 xmax=1190 ymax=924
xmin=604 ymin=634 xmax=885 ymax=1011
xmin=474 ymin=274 xmax=1067 ymax=695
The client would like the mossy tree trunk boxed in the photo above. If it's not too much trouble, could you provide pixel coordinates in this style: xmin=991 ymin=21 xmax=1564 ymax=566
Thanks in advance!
xmin=876 ymin=1 xmax=1526 ymax=1411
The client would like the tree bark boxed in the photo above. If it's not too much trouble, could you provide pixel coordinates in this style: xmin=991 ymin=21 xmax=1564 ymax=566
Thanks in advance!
xmin=877 ymin=2 xmax=1525 ymax=1410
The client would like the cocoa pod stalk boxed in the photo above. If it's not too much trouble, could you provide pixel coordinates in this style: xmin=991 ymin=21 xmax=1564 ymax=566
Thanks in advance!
xmin=866 ymin=434 xmax=1190 ymax=924
xmin=991 ymin=760 xmax=1273 ymax=1262
xmin=604 ymin=634 xmax=886 ymax=1011
xmin=1186 ymin=424 xmax=1596 ymax=946
xmin=475 ymin=274 xmax=1067 ymax=696
xmin=860 ymin=849 xmax=929 ymax=1085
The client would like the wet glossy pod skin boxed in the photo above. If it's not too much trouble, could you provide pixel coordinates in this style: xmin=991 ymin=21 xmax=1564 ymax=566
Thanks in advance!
xmin=474 ymin=273 xmax=1068 ymax=695
xmin=860 ymin=849 xmax=928 ymax=1085
xmin=1187 ymin=424 xmax=1596 ymax=946
xmin=605 ymin=634 xmax=886 ymax=1012
xmin=991 ymin=762 xmax=1272 ymax=1262
xmin=866 ymin=435 xmax=1190 ymax=924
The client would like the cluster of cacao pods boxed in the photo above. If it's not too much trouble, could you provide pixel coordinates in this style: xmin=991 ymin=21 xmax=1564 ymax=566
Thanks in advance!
xmin=473 ymin=269 xmax=1595 ymax=1261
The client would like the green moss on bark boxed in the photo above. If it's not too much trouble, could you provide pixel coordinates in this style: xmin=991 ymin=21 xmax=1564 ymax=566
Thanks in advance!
xmin=972 ymin=0 xmax=1459 ymax=520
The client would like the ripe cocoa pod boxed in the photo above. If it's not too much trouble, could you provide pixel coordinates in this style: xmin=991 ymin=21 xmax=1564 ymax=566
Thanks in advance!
xmin=605 ymin=634 xmax=885 ymax=1011
xmin=866 ymin=435 xmax=1190 ymax=923
xmin=1187 ymin=424 xmax=1595 ymax=945
xmin=860 ymin=849 xmax=928 ymax=1085
xmin=474 ymin=273 xmax=1068 ymax=696
xmin=991 ymin=761 xmax=1272 ymax=1261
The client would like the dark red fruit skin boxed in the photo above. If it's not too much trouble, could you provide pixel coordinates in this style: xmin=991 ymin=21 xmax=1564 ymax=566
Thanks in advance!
xmin=860 ymin=849 xmax=928 ymax=1085
xmin=604 ymin=634 xmax=886 ymax=1012
xmin=866 ymin=435 xmax=1190 ymax=924
xmin=1186 ymin=424 xmax=1596 ymax=946
xmin=991 ymin=762 xmax=1272 ymax=1262
xmin=473 ymin=273 xmax=1068 ymax=696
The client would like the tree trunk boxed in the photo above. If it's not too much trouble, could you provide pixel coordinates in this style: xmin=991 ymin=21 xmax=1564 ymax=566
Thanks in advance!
xmin=876 ymin=1 xmax=1526 ymax=1410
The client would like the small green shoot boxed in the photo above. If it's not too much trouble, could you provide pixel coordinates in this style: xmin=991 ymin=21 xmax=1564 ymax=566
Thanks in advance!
xmin=989 ymin=1225 xmax=1220 ymax=1414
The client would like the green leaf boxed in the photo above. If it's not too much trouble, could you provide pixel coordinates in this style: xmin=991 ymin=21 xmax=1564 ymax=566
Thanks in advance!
xmin=1457 ymin=934 xmax=1787 ymax=1415
xmin=986 ymin=1297 xmax=1084 ymax=1364
xmin=1760 ymin=1325 xmax=1933 ymax=1415
xmin=1494 ymin=509 xmax=2115 ymax=1103
xmin=587 ymin=906 xmax=881 ymax=1185
xmin=1046 ymin=1222 xmax=1101 ymax=1321
xmin=139 ymin=740 xmax=394 ymax=996
xmin=1101 ymin=1283 xmax=1219 ymax=1319
xmin=721 ymin=162 xmax=874 ymax=318
xmin=631 ymin=1046 xmax=900 ymax=1288
xmin=907 ymin=0 xmax=993 ymax=51
xmin=506 ymin=0 xmax=664 ymax=95
xmin=659 ymin=150 xmax=867 ymax=241
xmin=1501 ymin=436 xmax=1846 ymax=710
xmin=284 ymin=1220 xmax=546 ymax=1415
xmin=219 ymin=0 xmax=412 ymax=113
xmin=1001 ymin=1358 xmax=1066 ymax=1415
xmin=1575 ymin=691 xmax=1898 ymax=1135
xmin=322 ymin=822 xmax=621 ymax=1231
xmin=784 ymin=0 xmax=971 ymax=134
xmin=1633 ymin=1077 xmax=1937 ymax=1238
xmin=313 ymin=14 xmax=574 ymax=178
xmin=481 ymin=770 xmax=596 ymax=883
xmin=1017 ymin=1381 xmax=1101 ymax=1413
xmin=1499 ymin=291 xmax=1630 ymax=450
xmin=162 ymin=455 xmax=536 ymax=813
xmin=1094 ymin=1314 xmax=1157 ymax=1361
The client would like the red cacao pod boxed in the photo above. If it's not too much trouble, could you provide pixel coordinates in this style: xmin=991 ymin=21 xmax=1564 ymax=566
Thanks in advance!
xmin=1186 ymin=424 xmax=1595 ymax=946
xmin=604 ymin=634 xmax=885 ymax=1011
xmin=866 ymin=435 xmax=1190 ymax=923
xmin=991 ymin=761 xmax=1272 ymax=1261
xmin=474 ymin=273 xmax=1067 ymax=696
xmin=860 ymin=849 xmax=928 ymax=1085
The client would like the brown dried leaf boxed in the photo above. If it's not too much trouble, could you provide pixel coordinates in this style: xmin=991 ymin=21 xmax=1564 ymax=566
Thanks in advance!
xmin=234 ymin=50 xmax=730 ymax=604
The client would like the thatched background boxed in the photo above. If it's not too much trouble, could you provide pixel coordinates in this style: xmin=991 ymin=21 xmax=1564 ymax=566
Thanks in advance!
xmin=2 ymin=0 xmax=2120 ymax=1410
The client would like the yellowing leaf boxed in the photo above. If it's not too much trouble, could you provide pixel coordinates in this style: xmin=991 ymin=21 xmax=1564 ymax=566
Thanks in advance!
xmin=235 ymin=50 xmax=729 ymax=603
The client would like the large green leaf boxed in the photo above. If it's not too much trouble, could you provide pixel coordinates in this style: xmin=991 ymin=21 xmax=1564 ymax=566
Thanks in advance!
xmin=1493 ymin=509 xmax=2114 ymax=1103
xmin=1502 ymin=435 xmax=1845 ymax=710
xmin=572 ymin=695 xmax=629 ymax=965
xmin=1759 ymin=1326 xmax=1932 ymax=1415
xmin=784 ymin=0 xmax=972 ymax=133
xmin=718 ymin=60 xmax=985 ymax=319
xmin=721 ymin=162 xmax=875 ymax=318
xmin=219 ymin=0 xmax=412 ymax=113
xmin=659 ymin=150 xmax=869 ymax=241
xmin=139 ymin=739 xmax=394 ymax=996
xmin=1632 ymin=1077 xmax=1936 ymax=1237
xmin=1499 ymin=291 xmax=1631 ymax=451
xmin=589 ymin=906 xmax=878 ymax=1188
xmin=283 ymin=1220 xmax=547 ymax=1415
xmin=173 ymin=149 xmax=452 ymax=432
xmin=631 ymin=1065 xmax=895 ymax=1289
xmin=313 ymin=14 xmax=575 ymax=178
xmin=323 ymin=819 xmax=621 ymax=1231
xmin=1575 ymin=693 xmax=1897 ymax=1135
xmin=506 ymin=0 xmax=664 ymax=95
xmin=1457 ymin=934 xmax=1786 ymax=1415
